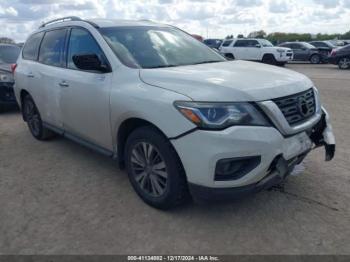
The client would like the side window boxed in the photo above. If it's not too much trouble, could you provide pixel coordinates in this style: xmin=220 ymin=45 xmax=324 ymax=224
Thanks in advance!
xmin=291 ymin=44 xmax=301 ymax=50
xmin=222 ymin=40 xmax=233 ymax=47
xmin=22 ymin=32 xmax=44 ymax=61
xmin=67 ymin=28 xmax=105 ymax=70
xmin=234 ymin=40 xmax=248 ymax=47
xmin=39 ymin=29 xmax=67 ymax=66
xmin=311 ymin=42 xmax=321 ymax=47
xmin=247 ymin=40 xmax=259 ymax=47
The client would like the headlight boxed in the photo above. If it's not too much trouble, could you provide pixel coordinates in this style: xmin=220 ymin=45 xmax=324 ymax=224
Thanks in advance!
xmin=277 ymin=49 xmax=286 ymax=53
xmin=174 ymin=101 xmax=270 ymax=130
xmin=0 ymin=72 xmax=12 ymax=82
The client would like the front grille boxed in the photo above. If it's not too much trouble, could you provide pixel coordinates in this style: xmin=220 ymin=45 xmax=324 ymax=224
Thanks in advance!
xmin=273 ymin=88 xmax=316 ymax=126
xmin=0 ymin=82 xmax=16 ymax=102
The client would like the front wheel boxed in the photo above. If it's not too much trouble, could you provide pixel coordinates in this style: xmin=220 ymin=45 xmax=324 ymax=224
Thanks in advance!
xmin=338 ymin=57 xmax=350 ymax=69
xmin=262 ymin=55 xmax=277 ymax=65
xmin=310 ymin=54 xmax=321 ymax=64
xmin=125 ymin=126 xmax=189 ymax=209
xmin=23 ymin=94 xmax=56 ymax=140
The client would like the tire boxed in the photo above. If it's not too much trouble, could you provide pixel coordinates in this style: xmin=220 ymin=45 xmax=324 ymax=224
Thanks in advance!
xmin=125 ymin=126 xmax=189 ymax=209
xmin=225 ymin=53 xmax=235 ymax=60
xmin=22 ymin=94 xmax=56 ymax=140
xmin=262 ymin=54 xmax=277 ymax=65
xmin=310 ymin=54 xmax=321 ymax=64
xmin=338 ymin=57 xmax=350 ymax=70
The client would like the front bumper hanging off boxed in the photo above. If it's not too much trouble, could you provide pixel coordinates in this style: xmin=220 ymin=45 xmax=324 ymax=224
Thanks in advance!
xmin=310 ymin=112 xmax=336 ymax=161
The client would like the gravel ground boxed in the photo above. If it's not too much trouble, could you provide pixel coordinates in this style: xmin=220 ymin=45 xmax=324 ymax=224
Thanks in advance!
xmin=0 ymin=64 xmax=349 ymax=255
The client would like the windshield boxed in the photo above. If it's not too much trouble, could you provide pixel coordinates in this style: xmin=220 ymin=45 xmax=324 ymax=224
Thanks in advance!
xmin=324 ymin=41 xmax=336 ymax=48
xmin=0 ymin=45 xmax=20 ymax=64
xmin=99 ymin=26 xmax=225 ymax=68
xmin=303 ymin=42 xmax=317 ymax=49
xmin=260 ymin=39 xmax=274 ymax=47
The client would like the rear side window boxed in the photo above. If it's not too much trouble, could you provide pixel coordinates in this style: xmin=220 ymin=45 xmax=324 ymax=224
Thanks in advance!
xmin=222 ymin=40 xmax=233 ymax=47
xmin=22 ymin=32 xmax=44 ymax=61
xmin=67 ymin=28 xmax=105 ymax=70
xmin=39 ymin=29 xmax=67 ymax=67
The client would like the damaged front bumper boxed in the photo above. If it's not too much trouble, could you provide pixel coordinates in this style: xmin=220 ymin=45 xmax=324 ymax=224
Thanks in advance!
xmin=310 ymin=108 xmax=335 ymax=161
xmin=186 ymin=109 xmax=335 ymax=202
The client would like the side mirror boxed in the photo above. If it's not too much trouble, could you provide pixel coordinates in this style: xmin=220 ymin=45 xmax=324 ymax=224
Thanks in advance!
xmin=72 ymin=54 xmax=110 ymax=73
xmin=255 ymin=44 xmax=261 ymax=48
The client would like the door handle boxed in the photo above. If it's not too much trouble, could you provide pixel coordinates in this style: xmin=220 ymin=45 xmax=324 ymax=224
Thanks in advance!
xmin=59 ymin=81 xmax=69 ymax=88
xmin=27 ymin=73 xmax=34 ymax=78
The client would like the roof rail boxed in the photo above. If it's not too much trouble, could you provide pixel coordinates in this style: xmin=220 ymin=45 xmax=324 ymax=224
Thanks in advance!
xmin=39 ymin=16 xmax=82 ymax=28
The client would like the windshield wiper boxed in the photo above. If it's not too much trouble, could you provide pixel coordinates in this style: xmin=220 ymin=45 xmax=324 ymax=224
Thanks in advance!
xmin=192 ymin=60 xmax=223 ymax=65
xmin=145 ymin=64 xmax=179 ymax=69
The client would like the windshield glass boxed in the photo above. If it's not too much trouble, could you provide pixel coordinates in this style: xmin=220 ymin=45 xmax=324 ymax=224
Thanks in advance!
xmin=0 ymin=45 xmax=20 ymax=64
xmin=324 ymin=41 xmax=336 ymax=48
xmin=260 ymin=39 xmax=274 ymax=47
xmin=303 ymin=42 xmax=317 ymax=49
xmin=99 ymin=26 xmax=225 ymax=68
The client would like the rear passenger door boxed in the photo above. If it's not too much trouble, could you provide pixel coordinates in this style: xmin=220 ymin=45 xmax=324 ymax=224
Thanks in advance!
xmin=36 ymin=28 xmax=68 ymax=127
xmin=16 ymin=32 xmax=44 ymax=110
xmin=60 ymin=27 xmax=113 ymax=150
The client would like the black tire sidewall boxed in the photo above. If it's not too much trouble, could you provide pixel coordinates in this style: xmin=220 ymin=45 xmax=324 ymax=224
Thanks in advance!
xmin=310 ymin=54 xmax=320 ymax=64
xmin=125 ymin=127 xmax=187 ymax=209
xmin=262 ymin=55 xmax=276 ymax=65
xmin=23 ymin=95 xmax=45 ymax=139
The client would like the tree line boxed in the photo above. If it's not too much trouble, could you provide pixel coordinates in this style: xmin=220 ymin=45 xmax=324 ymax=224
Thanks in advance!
xmin=226 ymin=30 xmax=350 ymax=44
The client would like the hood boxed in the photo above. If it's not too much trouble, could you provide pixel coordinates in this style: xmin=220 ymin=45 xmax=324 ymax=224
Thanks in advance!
xmin=269 ymin=46 xmax=292 ymax=52
xmin=139 ymin=60 xmax=313 ymax=102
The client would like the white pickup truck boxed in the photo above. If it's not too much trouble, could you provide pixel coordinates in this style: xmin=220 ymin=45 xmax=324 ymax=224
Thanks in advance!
xmin=219 ymin=38 xmax=293 ymax=66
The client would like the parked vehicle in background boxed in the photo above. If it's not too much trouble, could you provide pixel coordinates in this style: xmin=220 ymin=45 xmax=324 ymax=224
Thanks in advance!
xmin=219 ymin=38 xmax=293 ymax=66
xmin=279 ymin=42 xmax=322 ymax=64
xmin=309 ymin=41 xmax=337 ymax=60
xmin=329 ymin=44 xmax=350 ymax=69
xmin=14 ymin=17 xmax=335 ymax=209
xmin=0 ymin=44 xmax=20 ymax=112
xmin=329 ymin=40 xmax=345 ymax=47
xmin=203 ymin=39 xmax=223 ymax=50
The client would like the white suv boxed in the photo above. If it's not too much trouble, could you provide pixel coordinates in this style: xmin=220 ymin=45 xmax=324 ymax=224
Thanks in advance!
xmin=14 ymin=17 xmax=335 ymax=209
xmin=219 ymin=38 xmax=293 ymax=66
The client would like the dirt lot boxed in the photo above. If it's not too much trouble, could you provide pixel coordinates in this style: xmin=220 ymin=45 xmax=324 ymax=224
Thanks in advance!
xmin=0 ymin=64 xmax=349 ymax=255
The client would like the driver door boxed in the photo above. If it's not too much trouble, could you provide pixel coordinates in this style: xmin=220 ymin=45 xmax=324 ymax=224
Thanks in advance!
xmin=60 ymin=27 xmax=113 ymax=150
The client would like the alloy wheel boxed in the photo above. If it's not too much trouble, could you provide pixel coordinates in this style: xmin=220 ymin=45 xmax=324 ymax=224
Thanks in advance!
xmin=339 ymin=58 xmax=350 ymax=69
xmin=310 ymin=55 xmax=320 ymax=64
xmin=130 ymin=142 xmax=168 ymax=197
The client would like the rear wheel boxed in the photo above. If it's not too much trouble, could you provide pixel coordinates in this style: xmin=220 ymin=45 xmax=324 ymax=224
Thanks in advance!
xmin=23 ymin=94 xmax=56 ymax=140
xmin=125 ymin=126 xmax=189 ymax=209
xmin=310 ymin=54 xmax=321 ymax=64
xmin=338 ymin=57 xmax=350 ymax=69
xmin=262 ymin=54 xmax=277 ymax=65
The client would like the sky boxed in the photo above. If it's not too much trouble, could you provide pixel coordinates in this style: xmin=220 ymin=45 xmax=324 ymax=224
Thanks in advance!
xmin=0 ymin=0 xmax=349 ymax=42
